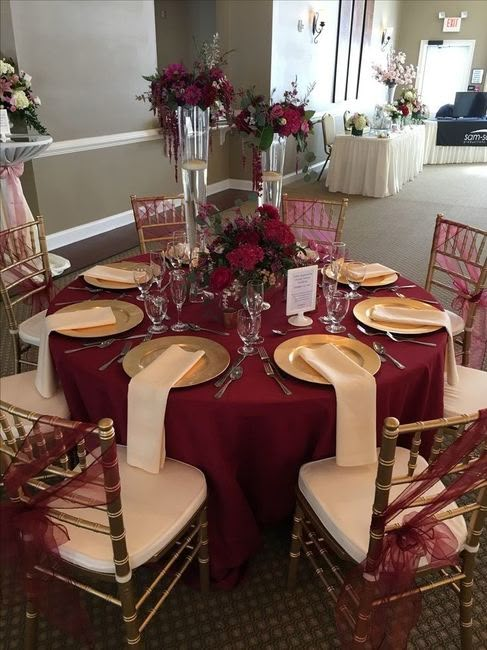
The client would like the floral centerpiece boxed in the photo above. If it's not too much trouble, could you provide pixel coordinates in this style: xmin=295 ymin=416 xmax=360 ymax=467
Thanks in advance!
xmin=198 ymin=203 xmax=302 ymax=300
xmin=396 ymin=86 xmax=429 ymax=123
xmin=136 ymin=34 xmax=234 ymax=180
xmin=233 ymin=79 xmax=315 ymax=192
xmin=383 ymin=103 xmax=402 ymax=122
xmin=372 ymin=50 xmax=416 ymax=88
xmin=346 ymin=112 xmax=369 ymax=135
xmin=0 ymin=58 xmax=46 ymax=134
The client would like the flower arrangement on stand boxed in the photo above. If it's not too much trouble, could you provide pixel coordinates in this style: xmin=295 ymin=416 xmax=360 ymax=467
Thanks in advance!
xmin=137 ymin=34 xmax=234 ymax=181
xmin=372 ymin=50 xmax=416 ymax=103
xmin=397 ymin=87 xmax=429 ymax=123
xmin=233 ymin=79 xmax=315 ymax=203
xmin=345 ymin=112 xmax=369 ymax=136
xmin=0 ymin=58 xmax=46 ymax=134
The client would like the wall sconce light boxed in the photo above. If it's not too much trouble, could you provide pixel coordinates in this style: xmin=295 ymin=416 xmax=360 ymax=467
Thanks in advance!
xmin=312 ymin=12 xmax=325 ymax=44
xmin=438 ymin=11 xmax=446 ymax=19
xmin=381 ymin=27 xmax=393 ymax=51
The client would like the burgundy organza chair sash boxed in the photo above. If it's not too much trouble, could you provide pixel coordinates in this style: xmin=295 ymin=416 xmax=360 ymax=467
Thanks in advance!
xmin=285 ymin=200 xmax=334 ymax=244
xmin=336 ymin=410 xmax=487 ymax=649
xmin=0 ymin=419 xmax=117 ymax=642
xmin=0 ymin=227 xmax=53 ymax=318
xmin=436 ymin=221 xmax=486 ymax=368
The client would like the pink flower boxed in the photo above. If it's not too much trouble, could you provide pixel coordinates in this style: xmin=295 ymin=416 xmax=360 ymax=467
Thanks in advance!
xmin=165 ymin=63 xmax=187 ymax=78
xmin=278 ymin=107 xmax=302 ymax=136
xmin=269 ymin=103 xmax=284 ymax=120
xmin=301 ymin=120 xmax=310 ymax=134
xmin=183 ymin=84 xmax=202 ymax=105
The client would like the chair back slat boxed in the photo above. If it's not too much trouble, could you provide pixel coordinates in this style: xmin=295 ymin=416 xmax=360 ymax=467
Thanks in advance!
xmin=130 ymin=194 xmax=186 ymax=253
xmin=282 ymin=194 xmax=347 ymax=245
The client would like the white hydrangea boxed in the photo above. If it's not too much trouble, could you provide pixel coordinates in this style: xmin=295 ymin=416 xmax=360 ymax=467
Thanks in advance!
xmin=0 ymin=59 xmax=15 ymax=75
xmin=13 ymin=90 xmax=30 ymax=110
xmin=354 ymin=115 xmax=368 ymax=130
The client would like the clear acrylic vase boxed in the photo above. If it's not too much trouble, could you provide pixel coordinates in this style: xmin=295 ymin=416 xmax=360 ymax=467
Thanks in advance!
xmin=258 ymin=134 xmax=286 ymax=210
xmin=178 ymin=106 xmax=209 ymax=250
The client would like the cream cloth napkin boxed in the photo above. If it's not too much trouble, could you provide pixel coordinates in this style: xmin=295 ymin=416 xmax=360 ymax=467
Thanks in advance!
xmin=299 ymin=344 xmax=377 ymax=466
xmin=127 ymin=344 xmax=205 ymax=474
xmin=83 ymin=265 xmax=136 ymax=284
xmin=370 ymin=305 xmax=459 ymax=386
xmin=35 ymin=307 xmax=116 ymax=398
xmin=363 ymin=263 xmax=396 ymax=279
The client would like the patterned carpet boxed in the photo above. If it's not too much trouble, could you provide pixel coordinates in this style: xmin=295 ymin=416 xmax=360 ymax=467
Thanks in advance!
xmin=1 ymin=164 xmax=487 ymax=648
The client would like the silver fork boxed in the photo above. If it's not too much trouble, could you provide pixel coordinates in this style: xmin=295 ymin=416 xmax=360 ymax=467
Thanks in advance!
xmin=257 ymin=346 xmax=287 ymax=381
xmin=263 ymin=362 xmax=292 ymax=396
xmin=98 ymin=341 xmax=132 ymax=371
xmin=386 ymin=331 xmax=437 ymax=347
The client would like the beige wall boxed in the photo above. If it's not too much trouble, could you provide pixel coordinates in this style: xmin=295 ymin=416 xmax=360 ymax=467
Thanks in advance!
xmin=397 ymin=0 xmax=487 ymax=70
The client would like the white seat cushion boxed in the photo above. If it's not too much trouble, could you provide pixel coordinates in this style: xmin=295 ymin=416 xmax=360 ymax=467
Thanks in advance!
xmin=298 ymin=447 xmax=467 ymax=565
xmin=446 ymin=309 xmax=465 ymax=337
xmin=58 ymin=446 xmax=207 ymax=573
xmin=444 ymin=365 xmax=487 ymax=417
xmin=19 ymin=309 xmax=46 ymax=346
xmin=0 ymin=370 xmax=70 ymax=424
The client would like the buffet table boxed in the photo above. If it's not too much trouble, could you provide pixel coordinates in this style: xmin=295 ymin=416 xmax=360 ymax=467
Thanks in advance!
xmin=424 ymin=120 xmax=487 ymax=164
xmin=325 ymin=125 xmax=425 ymax=198
xmin=48 ymin=260 xmax=446 ymax=586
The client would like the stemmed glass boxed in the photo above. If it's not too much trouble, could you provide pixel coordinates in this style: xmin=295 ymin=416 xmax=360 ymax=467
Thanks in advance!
xmin=144 ymin=289 xmax=168 ymax=334
xmin=237 ymin=309 xmax=261 ymax=356
xmin=170 ymin=269 xmax=189 ymax=332
xmin=325 ymin=290 xmax=350 ymax=333
xmin=133 ymin=265 xmax=153 ymax=302
xmin=172 ymin=230 xmax=188 ymax=268
xmin=330 ymin=242 xmax=347 ymax=280
xmin=345 ymin=261 xmax=366 ymax=299
xmin=319 ymin=272 xmax=338 ymax=324
xmin=246 ymin=280 xmax=265 ymax=344
xmin=149 ymin=250 xmax=164 ymax=288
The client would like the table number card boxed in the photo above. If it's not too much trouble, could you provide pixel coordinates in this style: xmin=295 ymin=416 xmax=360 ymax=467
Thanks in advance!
xmin=286 ymin=265 xmax=318 ymax=326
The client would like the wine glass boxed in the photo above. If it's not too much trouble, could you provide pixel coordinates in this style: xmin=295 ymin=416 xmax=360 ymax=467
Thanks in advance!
xmin=344 ymin=261 xmax=366 ymax=299
xmin=169 ymin=269 xmax=189 ymax=332
xmin=237 ymin=309 xmax=260 ymax=356
xmin=246 ymin=280 xmax=265 ymax=344
xmin=144 ymin=289 xmax=168 ymax=334
xmin=319 ymin=272 xmax=338 ymax=325
xmin=149 ymin=250 xmax=163 ymax=288
xmin=133 ymin=265 xmax=153 ymax=302
xmin=330 ymin=242 xmax=347 ymax=280
xmin=172 ymin=230 xmax=188 ymax=268
xmin=309 ymin=241 xmax=333 ymax=270
xmin=325 ymin=290 xmax=349 ymax=333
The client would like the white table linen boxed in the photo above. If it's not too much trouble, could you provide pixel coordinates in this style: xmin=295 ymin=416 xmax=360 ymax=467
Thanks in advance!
xmin=84 ymin=265 xmax=136 ymax=284
xmin=299 ymin=344 xmax=377 ymax=466
xmin=423 ymin=120 xmax=487 ymax=165
xmin=325 ymin=126 xmax=425 ymax=198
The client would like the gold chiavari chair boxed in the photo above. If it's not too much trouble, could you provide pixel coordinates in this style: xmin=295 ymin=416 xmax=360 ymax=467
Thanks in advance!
xmin=316 ymin=113 xmax=336 ymax=182
xmin=0 ymin=401 xmax=209 ymax=648
xmin=287 ymin=411 xmax=486 ymax=649
xmin=130 ymin=194 xmax=186 ymax=254
xmin=282 ymin=194 xmax=347 ymax=245
xmin=0 ymin=217 xmax=52 ymax=372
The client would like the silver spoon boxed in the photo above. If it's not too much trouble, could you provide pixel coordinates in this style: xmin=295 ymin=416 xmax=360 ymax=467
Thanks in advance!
xmin=214 ymin=366 xmax=243 ymax=399
xmin=188 ymin=323 xmax=230 ymax=336
xmin=372 ymin=342 xmax=405 ymax=369
xmin=386 ymin=331 xmax=436 ymax=347
xmin=65 ymin=339 xmax=116 ymax=354
xmin=272 ymin=327 xmax=313 ymax=335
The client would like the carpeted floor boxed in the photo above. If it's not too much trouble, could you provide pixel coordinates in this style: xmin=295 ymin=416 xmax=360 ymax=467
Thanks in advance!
xmin=1 ymin=163 xmax=487 ymax=648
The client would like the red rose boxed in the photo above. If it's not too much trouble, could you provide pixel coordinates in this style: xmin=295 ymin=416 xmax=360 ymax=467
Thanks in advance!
xmin=263 ymin=219 xmax=295 ymax=246
xmin=235 ymin=109 xmax=252 ymax=134
xmin=257 ymin=204 xmax=280 ymax=220
xmin=210 ymin=267 xmax=233 ymax=292
xmin=278 ymin=107 xmax=302 ymax=137
xmin=226 ymin=244 xmax=264 ymax=271
xmin=400 ymin=104 xmax=409 ymax=116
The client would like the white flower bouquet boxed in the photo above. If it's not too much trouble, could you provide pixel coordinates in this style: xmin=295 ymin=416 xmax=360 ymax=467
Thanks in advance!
xmin=0 ymin=58 xmax=46 ymax=133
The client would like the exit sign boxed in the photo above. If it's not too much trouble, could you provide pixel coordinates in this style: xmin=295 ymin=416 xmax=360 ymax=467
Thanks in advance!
xmin=443 ymin=16 xmax=461 ymax=32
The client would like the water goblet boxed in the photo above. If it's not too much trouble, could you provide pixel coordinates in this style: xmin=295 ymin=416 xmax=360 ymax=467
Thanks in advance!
xmin=172 ymin=230 xmax=188 ymax=268
xmin=330 ymin=242 xmax=347 ymax=279
xmin=344 ymin=261 xmax=366 ymax=299
xmin=237 ymin=309 xmax=260 ymax=356
xmin=144 ymin=289 xmax=168 ymax=334
xmin=149 ymin=250 xmax=163 ymax=288
xmin=170 ymin=269 xmax=189 ymax=332
xmin=246 ymin=280 xmax=265 ymax=344
xmin=133 ymin=265 xmax=153 ymax=302
xmin=325 ymin=290 xmax=349 ymax=334
xmin=319 ymin=273 xmax=338 ymax=324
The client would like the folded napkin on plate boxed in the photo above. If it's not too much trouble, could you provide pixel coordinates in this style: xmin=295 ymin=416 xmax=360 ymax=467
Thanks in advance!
xmin=127 ymin=344 xmax=205 ymax=474
xmin=363 ymin=263 xmax=396 ymax=279
xmin=370 ymin=305 xmax=459 ymax=386
xmin=299 ymin=344 xmax=377 ymax=466
xmin=35 ymin=307 xmax=116 ymax=398
xmin=83 ymin=265 xmax=136 ymax=284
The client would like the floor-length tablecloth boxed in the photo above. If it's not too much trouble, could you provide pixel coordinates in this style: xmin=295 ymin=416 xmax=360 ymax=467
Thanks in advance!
xmin=48 ymin=262 xmax=446 ymax=587
xmin=326 ymin=126 xmax=425 ymax=197
xmin=423 ymin=120 xmax=487 ymax=164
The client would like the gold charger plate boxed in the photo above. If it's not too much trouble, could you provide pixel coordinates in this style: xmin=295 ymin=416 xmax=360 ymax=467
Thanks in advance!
xmin=55 ymin=300 xmax=144 ymax=338
xmin=273 ymin=334 xmax=381 ymax=385
xmin=122 ymin=336 xmax=230 ymax=387
xmin=324 ymin=265 xmax=398 ymax=287
xmin=84 ymin=261 xmax=149 ymax=290
xmin=353 ymin=297 xmax=442 ymax=335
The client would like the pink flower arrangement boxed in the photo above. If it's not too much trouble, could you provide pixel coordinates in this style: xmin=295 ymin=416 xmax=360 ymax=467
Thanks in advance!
xmin=0 ymin=58 xmax=46 ymax=134
xmin=372 ymin=50 xmax=416 ymax=88
xmin=233 ymin=79 xmax=316 ymax=191
xmin=137 ymin=34 xmax=234 ymax=179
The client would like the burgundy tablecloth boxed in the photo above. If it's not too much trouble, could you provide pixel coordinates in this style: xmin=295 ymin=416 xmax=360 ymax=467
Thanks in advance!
xmin=49 ymin=260 xmax=446 ymax=587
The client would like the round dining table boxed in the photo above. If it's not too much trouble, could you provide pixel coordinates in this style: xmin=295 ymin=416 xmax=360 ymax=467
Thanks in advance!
xmin=48 ymin=257 xmax=447 ymax=587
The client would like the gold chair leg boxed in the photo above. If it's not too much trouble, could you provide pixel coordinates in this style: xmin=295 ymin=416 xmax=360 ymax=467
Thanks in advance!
xmin=287 ymin=502 xmax=303 ymax=591
xmin=117 ymin=578 xmax=143 ymax=648
xmin=350 ymin=577 xmax=375 ymax=648
xmin=198 ymin=507 xmax=210 ymax=594
xmin=24 ymin=573 xmax=38 ymax=650
xmin=459 ymin=578 xmax=474 ymax=649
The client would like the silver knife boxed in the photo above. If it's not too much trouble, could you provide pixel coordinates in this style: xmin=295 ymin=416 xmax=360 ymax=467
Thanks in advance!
xmin=98 ymin=341 xmax=132 ymax=371
xmin=214 ymin=354 xmax=247 ymax=387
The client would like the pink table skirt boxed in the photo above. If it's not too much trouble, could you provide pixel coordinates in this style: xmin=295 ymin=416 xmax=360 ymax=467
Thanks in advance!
xmin=48 ymin=259 xmax=446 ymax=587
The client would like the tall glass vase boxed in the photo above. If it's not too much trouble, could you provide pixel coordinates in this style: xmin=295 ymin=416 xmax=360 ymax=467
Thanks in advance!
xmin=178 ymin=106 xmax=209 ymax=250
xmin=386 ymin=83 xmax=397 ymax=104
xmin=258 ymin=134 xmax=286 ymax=210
